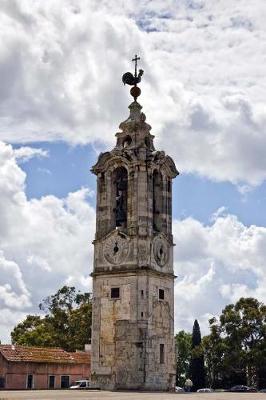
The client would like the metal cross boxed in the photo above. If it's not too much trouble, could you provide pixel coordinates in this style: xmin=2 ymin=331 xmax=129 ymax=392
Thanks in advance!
xmin=132 ymin=54 xmax=140 ymax=78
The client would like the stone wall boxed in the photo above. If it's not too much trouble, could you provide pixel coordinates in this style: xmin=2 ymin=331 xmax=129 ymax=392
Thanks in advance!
xmin=91 ymin=270 xmax=175 ymax=390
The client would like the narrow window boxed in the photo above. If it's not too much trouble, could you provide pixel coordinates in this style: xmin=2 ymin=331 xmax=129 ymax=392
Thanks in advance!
xmin=159 ymin=289 xmax=164 ymax=300
xmin=114 ymin=167 xmax=128 ymax=228
xmin=49 ymin=375 xmax=55 ymax=389
xmin=153 ymin=170 xmax=163 ymax=232
xmin=27 ymin=374 xmax=33 ymax=389
xmin=141 ymin=312 xmax=144 ymax=318
xmin=141 ymin=290 xmax=144 ymax=298
xmin=111 ymin=287 xmax=120 ymax=299
xmin=61 ymin=375 xmax=70 ymax=389
xmin=160 ymin=344 xmax=165 ymax=364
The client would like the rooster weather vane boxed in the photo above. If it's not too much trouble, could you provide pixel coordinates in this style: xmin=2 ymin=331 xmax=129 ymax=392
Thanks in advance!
xmin=122 ymin=55 xmax=144 ymax=101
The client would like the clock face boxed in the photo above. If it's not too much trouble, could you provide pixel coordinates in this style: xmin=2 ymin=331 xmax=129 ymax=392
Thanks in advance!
xmin=103 ymin=234 xmax=129 ymax=265
xmin=153 ymin=236 xmax=169 ymax=267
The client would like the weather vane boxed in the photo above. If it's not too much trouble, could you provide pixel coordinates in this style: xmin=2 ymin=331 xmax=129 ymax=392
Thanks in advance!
xmin=122 ymin=54 xmax=144 ymax=101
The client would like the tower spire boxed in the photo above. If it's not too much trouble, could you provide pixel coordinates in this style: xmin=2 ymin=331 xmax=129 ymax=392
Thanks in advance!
xmin=122 ymin=55 xmax=144 ymax=101
xmin=132 ymin=54 xmax=140 ymax=78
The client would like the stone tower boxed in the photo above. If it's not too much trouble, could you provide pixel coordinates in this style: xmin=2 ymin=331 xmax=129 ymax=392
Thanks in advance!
xmin=91 ymin=57 xmax=178 ymax=391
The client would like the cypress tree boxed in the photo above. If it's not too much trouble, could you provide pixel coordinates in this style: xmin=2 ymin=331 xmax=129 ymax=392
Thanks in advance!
xmin=190 ymin=319 xmax=205 ymax=391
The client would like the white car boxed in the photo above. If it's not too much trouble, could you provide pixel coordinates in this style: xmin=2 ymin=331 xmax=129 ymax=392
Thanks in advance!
xmin=69 ymin=379 xmax=90 ymax=389
xmin=197 ymin=388 xmax=213 ymax=393
xmin=175 ymin=386 xmax=185 ymax=393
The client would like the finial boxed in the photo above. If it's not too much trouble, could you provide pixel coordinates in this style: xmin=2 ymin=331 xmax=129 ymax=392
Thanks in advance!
xmin=122 ymin=54 xmax=144 ymax=101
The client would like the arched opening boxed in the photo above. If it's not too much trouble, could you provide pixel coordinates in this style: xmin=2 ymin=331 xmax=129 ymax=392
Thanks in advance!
xmin=153 ymin=170 xmax=163 ymax=232
xmin=96 ymin=172 xmax=106 ymax=238
xmin=113 ymin=167 xmax=128 ymax=228
xmin=122 ymin=135 xmax=132 ymax=148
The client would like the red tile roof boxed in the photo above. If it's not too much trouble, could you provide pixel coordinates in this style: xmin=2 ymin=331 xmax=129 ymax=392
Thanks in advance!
xmin=0 ymin=345 xmax=90 ymax=364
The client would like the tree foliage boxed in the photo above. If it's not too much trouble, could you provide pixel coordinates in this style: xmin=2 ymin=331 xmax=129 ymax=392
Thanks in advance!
xmin=204 ymin=297 xmax=266 ymax=389
xmin=11 ymin=286 xmax=92 ymax=352
xmin=189 ymin=319 xmax=205 ymax=391
xmin=175 ymin=330 xmax=192 ymax=386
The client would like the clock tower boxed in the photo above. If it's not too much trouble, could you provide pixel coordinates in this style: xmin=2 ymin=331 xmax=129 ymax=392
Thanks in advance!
xmin=91 ymin=56 xmax=178 ymax=390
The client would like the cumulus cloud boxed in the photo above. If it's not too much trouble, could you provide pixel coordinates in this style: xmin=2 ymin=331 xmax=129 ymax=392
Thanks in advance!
xmin=13 ymin=146 xmax=48 ymax=163
xmin=0 ymin=308 xmax=28 ymax=345
xmin=173 ymin=212 xmax=266 ymax=334
xmin=0 ymin=251 xmax=31 ymax=309
xmin=0 ymin=140 xmax=266 ymax=341
xmin=0 ymin=0 xmax=142 ymax=144
xmin=0 ymin=0 xmax=265 ymax=186
xmin=0 ymin=0 xmax=266 ymax=341
xmin=0 ymin=141 xmax=95 ymax=342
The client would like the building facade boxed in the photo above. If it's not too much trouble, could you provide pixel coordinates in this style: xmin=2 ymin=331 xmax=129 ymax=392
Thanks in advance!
xmin=0 ymin=345 xmax=90 ymax=390
xmin=91 ymin=62 xmax=178 ymax=390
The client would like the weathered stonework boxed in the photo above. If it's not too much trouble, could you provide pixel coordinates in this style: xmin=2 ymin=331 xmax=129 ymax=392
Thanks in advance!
xmin=91 ymin=98 xmax=178 ymax=391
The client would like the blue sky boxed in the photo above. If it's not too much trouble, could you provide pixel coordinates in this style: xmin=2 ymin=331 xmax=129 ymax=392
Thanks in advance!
xmin=21 ymin=141 xmax=266 ymax=228
xmin=0 ymin=0 xmax=266 ymax=343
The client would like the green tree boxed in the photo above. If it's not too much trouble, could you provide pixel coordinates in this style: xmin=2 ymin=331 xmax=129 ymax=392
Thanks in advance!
xmin=189 ymin=319 xmax=205 ymax=391
xmin=11 ymin=286 xmax=92 ymax=352
xmin=175 ymin=330 xmax=192 ymax=386
xmin=206 ymin=297 xmax=266 ymax=389
xmin=10 ymin=315 xmax=55 ymax=347
xmin=202 ymin=327 xmax=227 ymax=388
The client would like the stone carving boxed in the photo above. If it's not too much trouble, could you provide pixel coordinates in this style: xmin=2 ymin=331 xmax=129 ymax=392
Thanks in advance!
xmin=138 ymin=242 xmax=149 ymax=265
xmin=153 ymin=236 xmax=169 ymax=267
xmin=104 ymin=233 xmax=129 ymax=265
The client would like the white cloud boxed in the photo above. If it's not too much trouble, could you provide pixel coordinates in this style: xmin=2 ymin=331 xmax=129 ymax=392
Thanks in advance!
xmin=0 ymin=308 xmax=28 ymax=344
xmin=0 ymin=0 xmax=266 ymax=341
xmin=14 ymin=146 xmax=48 ymax=163
xmin=0 ymin=251 xmax=31 ymax=309
xmin=0 ymin=1 xmax=265 ymax=185
xmin=173 ymin=212 xmax=266 ymax=334
xmin=0 ymin=140 xmax=266 ymax=341
xmin=210 ymin=206 xmax=227 ymax=222
xmin=0 ymin=141 xmax=94 ymax=342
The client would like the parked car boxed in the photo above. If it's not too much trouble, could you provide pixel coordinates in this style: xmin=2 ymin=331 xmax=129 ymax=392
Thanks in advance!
xmin=260 ymin=389 xmax=266 ymax=393
xmin=69 ymin=379 xmax=90 ymax=389
xmin=175 ymin=386 xmax=185 ymax=393
xmin=248 ymin=387 xmax=258 ymax=392
xmin=197 ymin=388 xmax=213 ymax=393
xmin=230 ymin=385 xmax=257 ymax=392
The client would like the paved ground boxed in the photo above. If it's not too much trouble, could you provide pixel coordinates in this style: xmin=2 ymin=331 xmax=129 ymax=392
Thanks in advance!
xmin=0 ymin=391 xmax=265 ymax=400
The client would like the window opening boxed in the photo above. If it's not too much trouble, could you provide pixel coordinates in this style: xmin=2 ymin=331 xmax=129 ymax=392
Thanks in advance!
xmin=159 ymin=289 xmax=165 ymax=300
xmin=160 ymin=344 xmax=165 ymax=364
xmin=141 ymin=290 xmax=144 ymax=298
xmin=111 ymin=287 xmax=120 ymax=299
xmin=0 ymin=377 xmax=5 ymax=388
xmin=114 ymin=167 xmax=128 ymax=228
xmin=153 ymin=170 xmax=163 ymax=232
xmin=123 ymin=136 xmax=132 ymax=148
